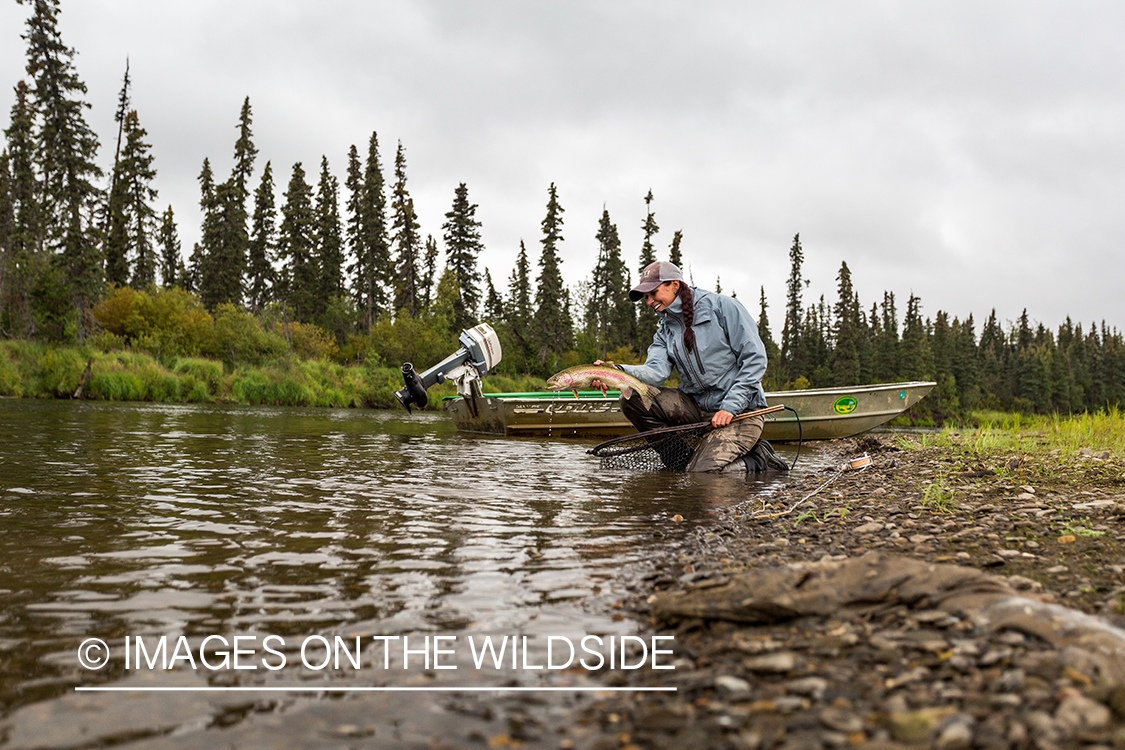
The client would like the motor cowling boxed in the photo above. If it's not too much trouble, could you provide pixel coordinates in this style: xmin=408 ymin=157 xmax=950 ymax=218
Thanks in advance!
xmin=394 ymin=324 xmax=502 ymax=413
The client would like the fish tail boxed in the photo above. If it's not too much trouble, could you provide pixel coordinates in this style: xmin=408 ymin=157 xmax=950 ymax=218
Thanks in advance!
xmin=639 ymin=384 xmax=659 ymax=411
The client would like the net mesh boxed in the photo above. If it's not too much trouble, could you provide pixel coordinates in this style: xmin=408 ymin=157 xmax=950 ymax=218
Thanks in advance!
xmin=589 ymin=425 xmax=710 ymax=472
xmin=587 ymin=404 xmax=796 ymax=473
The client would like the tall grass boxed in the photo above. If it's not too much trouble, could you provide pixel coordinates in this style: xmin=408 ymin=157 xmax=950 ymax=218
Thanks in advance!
xmin=919 ymin=407 xmax=1125 ymax=456
xmin=1 ymin=339 xmax=566 ymax=410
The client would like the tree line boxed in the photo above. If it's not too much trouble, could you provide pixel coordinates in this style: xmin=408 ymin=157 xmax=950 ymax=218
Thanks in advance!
xmin=2 ymin=0 xmax=1123 ymax=421
xmin=760 ymin=235 xmax=1125 ymax=422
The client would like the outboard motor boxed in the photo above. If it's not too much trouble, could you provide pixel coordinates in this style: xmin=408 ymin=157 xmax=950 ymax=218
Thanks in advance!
xmin=394 ymin=323 xmax=502 ymax=413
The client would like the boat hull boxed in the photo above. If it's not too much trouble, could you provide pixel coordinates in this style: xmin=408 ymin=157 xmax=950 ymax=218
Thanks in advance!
xmin=443 ymin=381 xmax=935 ymax=441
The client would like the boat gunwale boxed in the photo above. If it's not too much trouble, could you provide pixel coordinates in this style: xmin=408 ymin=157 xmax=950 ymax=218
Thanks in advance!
xmin=443 ymin=380 xmax=937 ymax=403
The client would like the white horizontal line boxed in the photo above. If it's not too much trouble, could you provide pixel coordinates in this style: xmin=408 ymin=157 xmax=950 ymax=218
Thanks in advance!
xmin=75 ymin=686 xmax=676 ymax=693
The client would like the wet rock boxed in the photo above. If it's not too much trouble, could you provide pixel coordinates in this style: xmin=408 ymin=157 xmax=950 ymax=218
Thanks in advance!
xmin=786 ymin=676 xmax=828 ymax=701
xmin=887 ymin=707 xmax=957 ymax=743
xmin=0 ymin=671 xmax=214 ymax=750
xmin=743 ymin=651 xmax=797 ymax=673
xmin=819 ymin=707 xmax=864 ymax=734
xmin=1056 ymin=692 xmax=1113 ymax=733
xmin=715 ymin=675 xmax=752 ymax=697
xmin=934 ymin=715 xmax=974 ymax=750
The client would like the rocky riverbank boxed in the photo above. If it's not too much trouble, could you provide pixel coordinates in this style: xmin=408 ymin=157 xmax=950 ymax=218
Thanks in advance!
xmin=568 ymin=435 xmax=1125 ymax=749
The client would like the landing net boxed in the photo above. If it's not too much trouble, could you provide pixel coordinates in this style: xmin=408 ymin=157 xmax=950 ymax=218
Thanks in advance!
xmin=588 ymin=404 xmax=795 ymax=472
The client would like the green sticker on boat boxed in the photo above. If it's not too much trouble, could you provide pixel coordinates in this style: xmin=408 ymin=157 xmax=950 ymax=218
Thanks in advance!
xmin=833 ymin=396 xmax=858 ymax=415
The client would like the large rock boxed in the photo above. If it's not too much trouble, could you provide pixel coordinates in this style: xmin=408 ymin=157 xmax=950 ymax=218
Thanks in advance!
xmin=650 ymin=551 xmax=1125 ymax=686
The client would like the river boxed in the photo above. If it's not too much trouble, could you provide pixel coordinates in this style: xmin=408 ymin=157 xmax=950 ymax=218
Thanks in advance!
xmin=0 ymin=399 xmax=826 ymax=748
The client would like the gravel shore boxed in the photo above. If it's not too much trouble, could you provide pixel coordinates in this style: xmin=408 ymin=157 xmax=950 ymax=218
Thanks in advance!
xmin=568 ymin=435 xmax=1125 ymax=750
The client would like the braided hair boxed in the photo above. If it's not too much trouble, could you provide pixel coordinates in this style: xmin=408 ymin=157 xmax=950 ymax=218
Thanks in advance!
xmin=676 ymin=283 xmax=696 ymax=353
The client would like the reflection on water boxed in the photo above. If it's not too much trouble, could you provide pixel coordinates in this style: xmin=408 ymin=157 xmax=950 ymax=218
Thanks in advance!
xmin=0 ymin=400 xmax=829 ymax=738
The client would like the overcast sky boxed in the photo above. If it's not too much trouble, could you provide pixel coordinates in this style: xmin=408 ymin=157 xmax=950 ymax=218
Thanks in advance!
xmin=3 ymin=1 xmax=1123 ymax=334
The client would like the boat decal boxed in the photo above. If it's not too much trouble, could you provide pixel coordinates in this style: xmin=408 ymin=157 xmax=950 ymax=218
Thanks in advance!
xmin=833 ymin=396 xmax=858 ymax=415
xmin=512 ymin=401 xmax=619 ymax=415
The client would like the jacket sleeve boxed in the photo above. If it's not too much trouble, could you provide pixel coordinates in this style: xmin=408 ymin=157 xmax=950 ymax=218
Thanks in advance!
xmin=619 ymin=324 xmax=674 ymax=387
xmin=716 ymin=295 xmax=769 ymax=414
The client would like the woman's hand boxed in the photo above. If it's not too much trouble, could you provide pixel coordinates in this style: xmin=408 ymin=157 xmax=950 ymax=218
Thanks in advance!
xmin=711 ymin=409 xmax=734 ymax=428
xmin=590 ymin=360 xmax=607 ymax=394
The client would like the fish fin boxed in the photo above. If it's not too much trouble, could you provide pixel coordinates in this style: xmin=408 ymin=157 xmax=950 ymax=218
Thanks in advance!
xmin=620 ymin=386 xmax=634 ymax=401
xmin=572 ymin=389 xmax=580 ymax=399
xmin=639 ymin=386 xmax=657 ymax=411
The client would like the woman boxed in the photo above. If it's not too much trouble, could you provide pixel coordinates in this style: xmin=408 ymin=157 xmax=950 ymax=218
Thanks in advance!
xmin=597 ymin=261 xmax=776 ymax=473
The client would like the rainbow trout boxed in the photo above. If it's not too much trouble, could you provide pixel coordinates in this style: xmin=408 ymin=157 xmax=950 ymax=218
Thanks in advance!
xmin=546 ymin=363 xmax=659 ymax=410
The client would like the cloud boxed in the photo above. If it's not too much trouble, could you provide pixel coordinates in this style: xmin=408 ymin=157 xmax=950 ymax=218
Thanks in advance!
xmin=3 ymin=1 xmax=1123 ymax=330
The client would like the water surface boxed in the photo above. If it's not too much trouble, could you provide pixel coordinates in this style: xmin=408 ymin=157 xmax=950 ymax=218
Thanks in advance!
xmin=0 ymin=399 xmax=824 ymax=747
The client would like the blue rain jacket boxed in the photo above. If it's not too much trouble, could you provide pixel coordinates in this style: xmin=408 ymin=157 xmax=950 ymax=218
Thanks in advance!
xmin=619 ymin=287 xmax=768 ymax=414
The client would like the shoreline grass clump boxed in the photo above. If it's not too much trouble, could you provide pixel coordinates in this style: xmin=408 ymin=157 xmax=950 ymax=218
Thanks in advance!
xmin=917 ymin=408 xmax=1125 ymax=458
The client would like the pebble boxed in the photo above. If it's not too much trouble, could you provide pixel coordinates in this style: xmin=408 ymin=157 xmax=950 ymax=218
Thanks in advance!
xmin=743 ymin=651 xmax=797 ymax=673
xmin=786 ymin=676 xmax=829 ymax=701
xmin=564 ymin=438 xmax=1125 ymax=750
xmin=714 ymin=675 xmax=751 ymax=696
xmin=934 ymin=716 xmax=974 ymax=750
xmin=1055 ymin=693 xmax=1112 ymax=732
xmin=819 ymin=707 xmax=864 ymax=734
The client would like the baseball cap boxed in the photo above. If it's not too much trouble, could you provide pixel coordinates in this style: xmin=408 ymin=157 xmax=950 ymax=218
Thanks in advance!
xmin=629 ymin=261 xmax=684 ymax=301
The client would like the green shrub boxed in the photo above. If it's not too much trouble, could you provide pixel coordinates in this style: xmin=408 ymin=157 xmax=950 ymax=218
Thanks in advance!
xmin=89 ymin=369 xmax=146 ymax=401
xmin=0 ymin=346 xmax=22 ymax=397
xmin=209 ymin=304 xmax=287 ymax=366
xmin=91 ymin=285 xmax=215 ymax=359
xmin=38 ymin=347 xmax=88 ymax=397
xmin=172 ymin=357 xmax=223 ymax=393
xmin=231 ymin=368 xmax=315 ymax=406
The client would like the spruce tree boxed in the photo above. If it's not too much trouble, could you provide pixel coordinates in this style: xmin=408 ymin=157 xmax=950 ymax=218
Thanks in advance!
xmin=390 ymin=142 xmax=422 ymax=317
xmin=419 ymin=234 xmax=438 ymax=312
xmin=483 ymin=268 xmax=504 ymax=322
xmin=856 ymin=294 xmax=874 ymax=384
xmin=23 ymin=0 xmax=104 ymax=338
xmin=231 ymin=97 xmax=257 ymax=200
xmin=636 ymin=189 xmax=659 ymax=348
xmin=0 ymin=150 xmax=12 ymax=328
xmin=978 ymin=309 xmax=1007 ymax=408
xmin=102 ymin=61 xmax=130 ymax=284
xmin=2 ymin=81 xmax=40 ymax=336
xmin=277 ymin=162 xmax=316 ymax=322
xmin=874 ymin=292 xmax=899 ymax=382
xmin=195 ymin=158 xmax=220 ymax=304
xmin=668 ymin=229 xmax=683 ymax=267
xmin=0 ymin=150 xmax=11 ymax=255
xmin=184 ymin=242 xmax=203 ymax=293
xmin=430 ymin=266 xmax=460 ymax=334
xmin=780 ymin=233 xmax=805 ymax=382
xmin=102 ymin=151 xmax=129 ymax=286
xmin=586 ymin=207 xmax=633 ymax=358
xmin=313 ymin=156 xmax=344 ymax=319
xmin=505 ymin=239 xmax=534 ymax=366
xmin=246 ymin=161 xmax=276 ymax=312
xmin=120 ymin=111 xmax=158 ymax=288
xmin=363 ymin=134 xmax=391 ymax=318
xmin=757 ymin=286 xmax=781 ymax=388
xmin=442 ymin=182 xmax=484 ymax=331
xmin=954 ymin=315 xmax=980 ymax=409
xmin=900 ymin=293 xmax=930 ymax=381
xmin=532 ymin=182 xmax=572 ymax=367
xmin=110 ymin=59 xmax=130 ymax=182
xmin=831 ymin=261 xmax=859 ymax=385
xmin=345 ymin=136 xmax=390 ymax=329
xmin=157 ymin=205 xmax=181 ymax=288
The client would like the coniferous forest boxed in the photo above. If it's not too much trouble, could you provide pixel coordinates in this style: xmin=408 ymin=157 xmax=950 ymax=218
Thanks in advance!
xmin=2 ymin=0 xmax=1123 ymax=422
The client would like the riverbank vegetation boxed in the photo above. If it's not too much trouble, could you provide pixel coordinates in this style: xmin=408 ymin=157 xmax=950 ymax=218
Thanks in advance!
xmin=915 ymin=407 xmax=1125 ymax=459
xmin=2 ymin=1 xmax=1123 ymax=423
xmin=0 ymin=337 xmax=546 ymax=408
